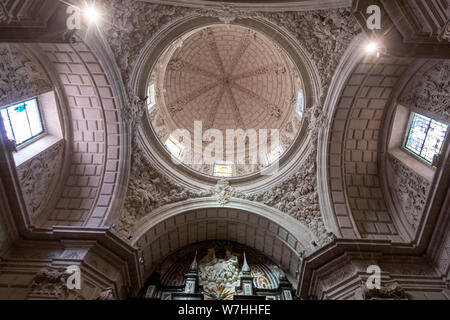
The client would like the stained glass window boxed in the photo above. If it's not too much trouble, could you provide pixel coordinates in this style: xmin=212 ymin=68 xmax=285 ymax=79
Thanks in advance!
xmin=296 ymin=91 xmax=304 ymax=117
xmin=1 ymin=98 xmax=44 ymax=147
xmin=213 ymin=163 xmax=232 ymax=177
xmin=164 ymin=135 xmax=184 ymax=159
xmin=266 ymin=145 xmax=283 ymax=164
xmin=404 ymin=112 xmax=448 ymax=163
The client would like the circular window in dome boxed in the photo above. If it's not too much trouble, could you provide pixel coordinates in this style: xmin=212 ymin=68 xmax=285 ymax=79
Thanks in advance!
xmin=147 ymin=24 xmax=304 ymax=177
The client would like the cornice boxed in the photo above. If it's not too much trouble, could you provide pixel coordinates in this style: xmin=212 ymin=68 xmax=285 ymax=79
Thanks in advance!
xmin=139 ymin=0 xmax=352 ymax=11
xmin=296 ymin=238 xmax=423 ymax=298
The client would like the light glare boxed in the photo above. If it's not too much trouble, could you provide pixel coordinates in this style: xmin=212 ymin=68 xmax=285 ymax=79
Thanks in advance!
xmin=365 ymin=42 xmax=378 ymax=54
xmin=84 ymin=5 xmax=99 ymax=22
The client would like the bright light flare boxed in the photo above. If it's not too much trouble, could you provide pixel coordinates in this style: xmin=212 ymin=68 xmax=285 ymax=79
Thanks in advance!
xmin=84 ymin=5 xmax=99 ymax=23
xmin=365 ymin=42 xmax=379 ymax=54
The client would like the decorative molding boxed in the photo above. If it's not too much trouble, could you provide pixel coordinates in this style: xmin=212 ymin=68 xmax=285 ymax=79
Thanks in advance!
xmin=138 ymin=0 xmax=353 ymax=12
xmin=399 ymin=60 xmax=450 ymax=122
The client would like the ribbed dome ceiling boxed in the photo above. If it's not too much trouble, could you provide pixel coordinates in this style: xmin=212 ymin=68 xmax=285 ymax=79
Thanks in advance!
xmin=149 ymin=24 xmax=304 ymax=177
xmin=161 ymin=24 xmax=300 ymax=133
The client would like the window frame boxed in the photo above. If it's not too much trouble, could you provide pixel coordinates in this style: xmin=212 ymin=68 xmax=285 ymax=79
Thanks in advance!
xmin=403 ymin=111 xmax=449 ymax=166
xmin=0 ymin=97 xmax=46 ymax=150
xmin=213 ymin=162 xmax=233 ymax=178
xmin=295 ymin=90 xmax=304 ymax=117
xmin=164 ymin=135 xmax=184 ymax=160
xmin=147 ymin=83 xmax=156 ymax=109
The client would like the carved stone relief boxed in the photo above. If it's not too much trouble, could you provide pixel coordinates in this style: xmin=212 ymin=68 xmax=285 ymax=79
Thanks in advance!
xmin=0 ymin=44 xmax=52 ymax=106
xmin=0 ymin=2 xmax=7 ymax=23
xmin=363 ymin=282 xmax=409 ymax=300
xmin=113 ymin=142 xmax=210 ymax=238
xmin=198 ymin=249 xmax=241 ymax=299
xmin=28 ymin=266 xmax=73 ymax=299
xmin=387 ymin=153 xmax=431 ymax=231
xmin=16 ymin=140 xmax=64 ymax=222
xmin=399 ymin=61 xmax=450 ymax=122
xmin=95 ymin=287 xmax=115 ymax=300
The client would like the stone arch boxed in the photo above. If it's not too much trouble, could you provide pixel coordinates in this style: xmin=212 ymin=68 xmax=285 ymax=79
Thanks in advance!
xmin=321 ymin=35 xmax=413 ymax=241
xmin=130 ymin=198 xmax=317 ymax=280
xmin=25 ymin=37 xmax=127 ymax=228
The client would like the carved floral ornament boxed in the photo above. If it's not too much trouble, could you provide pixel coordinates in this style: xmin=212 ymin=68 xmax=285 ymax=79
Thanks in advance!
xmin=29 ymin=267 xmax=73 ymax=299
xmin=388 ymin=154 xmax=430 ymax=231
xmin=0 ymin=44 xmax=52 ymax=106
xmin=17 ymin=140 xmax=64 ymax=220
xmin=399 ymin=60 xmax=450 ymax=121
xmin=362 ymin=282 xmax=409 ymax=300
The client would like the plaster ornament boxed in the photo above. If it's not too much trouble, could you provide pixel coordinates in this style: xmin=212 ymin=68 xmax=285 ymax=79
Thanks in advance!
xmin=439 ymin=20 xmax=450 ymax=42
xmin=210 ymin=179 xmax=241 ymax=206
xmin=198 ymin=248 xmax=241 ymax=299
xmin=29 ymin=267 xmax=73 ymax=299
xmin=399 ymin=61 xmax=450 ymax=121
xmin=0 ymin=44 xmax=52 ymax=106
xmin=122 ymin=93 xmax=148 ymax=130
xmin=95 ymin=287 xmax=115 ymax=300
xmin=0 ymin=3 xmax=8 ymax=23
xmin=388 ymin=154 xmax=430 ymax=230
xmin=113 ymin=141 xmax=211 ymax=238
xmin=363 ymin=282 xmax=409 ymax=300
xmin=17 ymin=140 xmax=64 ymax=221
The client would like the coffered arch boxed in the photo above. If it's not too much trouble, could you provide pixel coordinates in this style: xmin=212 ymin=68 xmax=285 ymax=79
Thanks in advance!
xmin=22 ymin=36 xmax=128 ymax=229
xmin=321 ymin=37 xmax=415 ymax=242
xmin=130 ymin=199 xmax=318 ymax=280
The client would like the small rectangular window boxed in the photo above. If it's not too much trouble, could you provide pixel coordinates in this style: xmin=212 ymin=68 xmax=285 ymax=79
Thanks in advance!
xmin=404 ymin=112 xmax=448 ymax=164
xmin=164 ymin=135 xmax=184 ymax=159
xmin=1 ymin=98 xmax=44 ymax=147
xmin=147 ymin=83 xmax=156 ymax=109
xmin=296 ymin=91 xmax=304 ymax=117
xmin=213 ymin=163 xmax=232 ymax=177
